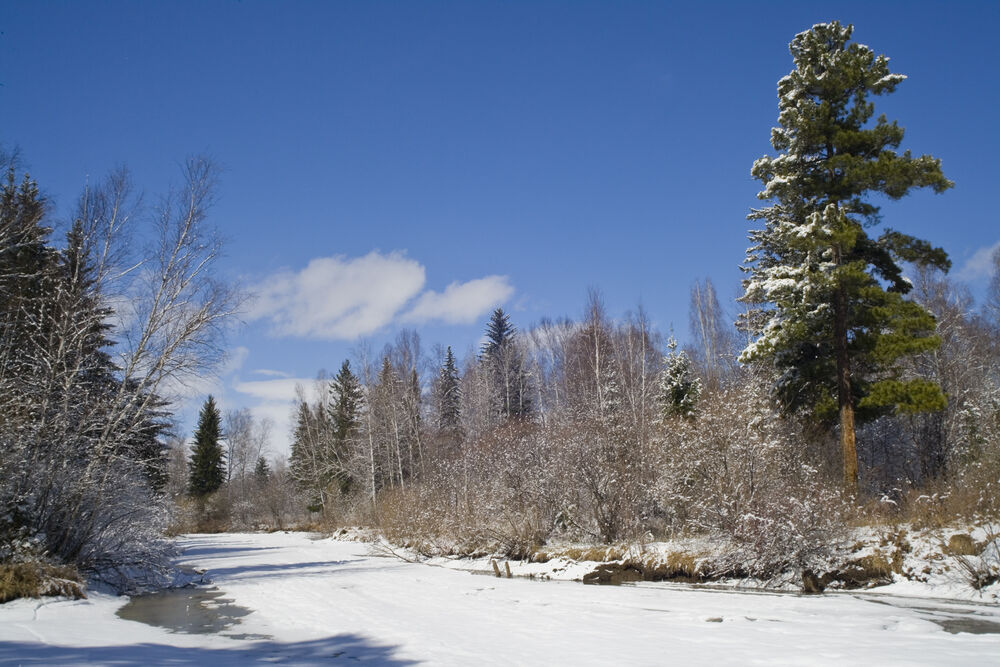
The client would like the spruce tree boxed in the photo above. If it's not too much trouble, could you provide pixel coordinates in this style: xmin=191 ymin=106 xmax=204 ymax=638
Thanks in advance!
xmin=254 ymin=456 xmax=271 ymax=484
xmin=188 ymin=395 xmax=225 ymax=496
xmin=481 ymin=307 xmax=531 ymax=419
xmin=0 ymin=170 xmax=56 ymax=380
xmin=330 ymin=360 xmax=363 ymax=446
xmin=289 ymin=400 xmax=328 ymax=511
xmin=328 ymin=360 xmax=362 ymax=493
xmin=482 ymin=307 xmax=516 ymax=357
xmin=58 ymin=220 xmax=116 ymax=387
xmin=59 ymin=219 xmax=171 ymax=490
xmin=289 ymin=400 xmax=313 ymax=488
xmin=437 ymin=346 xmax=461 ymax=429
xmin=740 ymin=22 xmax=952 ymax=492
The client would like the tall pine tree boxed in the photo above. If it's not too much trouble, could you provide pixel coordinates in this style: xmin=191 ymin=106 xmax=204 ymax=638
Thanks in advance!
xmin=740 ymin=22 xmax=952 ymax=492
xmin=188 ymin=395 xmax=225 ymax=496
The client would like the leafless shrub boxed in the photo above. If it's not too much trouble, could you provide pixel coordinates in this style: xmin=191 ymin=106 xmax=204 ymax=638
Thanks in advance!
xmin=656 ymin=368 xmax=845 ymax=577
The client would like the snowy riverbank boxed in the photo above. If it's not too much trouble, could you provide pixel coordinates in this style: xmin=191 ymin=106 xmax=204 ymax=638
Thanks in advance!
xmin=2 ymin=531 xmax=1000 ymax=665
xmin=368 ymin=520 xmax=1000 ymax=602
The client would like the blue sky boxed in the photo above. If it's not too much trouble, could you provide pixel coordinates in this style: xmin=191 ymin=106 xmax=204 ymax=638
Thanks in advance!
xmin=3 ymin=1 xmax=998 ymax=455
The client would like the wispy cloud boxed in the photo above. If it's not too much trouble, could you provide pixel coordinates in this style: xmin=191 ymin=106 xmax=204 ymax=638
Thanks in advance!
xmin=234 ymin=378 xmax=317 ymax=403
xmin=248 ymin=251 xmax=514 ymax=340
xmin=403 ymin=276 xmax=513 ymax=324
xmin=955 ymin=241 xmax=1000 ymax=282
xmin=224 ymin=346 xmax=250 ymax=375
xmin=248 ymin=251 xmax=425 ymax=339
xmin=252 ymin=369 xmax=293 ymax=378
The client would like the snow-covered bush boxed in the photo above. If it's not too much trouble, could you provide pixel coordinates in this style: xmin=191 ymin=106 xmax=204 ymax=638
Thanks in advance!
xmin=372 ymin=422 xmax=561 ymax=556
xmin=374 ymin=417 xmax=664 ymax=555
xmin=656 ymin=367 xmax=844 ymax=577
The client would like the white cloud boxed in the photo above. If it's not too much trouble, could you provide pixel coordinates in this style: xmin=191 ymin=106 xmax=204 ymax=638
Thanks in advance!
xmin=955 ymin=241 xmax=1000 ymax=282
xmin=252 ymin=368 xmax=293 ymax=378
xmin=249 ymin=251 xmax=426 ymax=340
xmin=248 ymin=251 xmax=515 ymax=340
xmin=402 ymin=276 xmax=514 ymax=325
xmin=233 ymin=378 xmax=317 ymax=403
xmin=223 ymin=346 xmax=250 ymax=375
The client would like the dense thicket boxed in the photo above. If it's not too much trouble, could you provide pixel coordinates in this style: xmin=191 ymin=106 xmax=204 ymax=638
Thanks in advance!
xmin=0 ymin=156 xmax=239 ymax=590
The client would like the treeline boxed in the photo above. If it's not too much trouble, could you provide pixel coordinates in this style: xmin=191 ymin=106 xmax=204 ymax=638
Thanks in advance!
xmin=275 ymin=262 xmax=999 ymax=573
xmin=0 ymin=153 xmax=239 ymax=591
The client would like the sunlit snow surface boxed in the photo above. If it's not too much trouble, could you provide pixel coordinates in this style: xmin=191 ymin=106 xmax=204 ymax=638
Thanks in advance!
xmin=2 ymin=531 xmax=1000 ymax=665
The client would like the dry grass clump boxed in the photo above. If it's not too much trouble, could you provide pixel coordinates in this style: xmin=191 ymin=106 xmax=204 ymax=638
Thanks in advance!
xmin=630 ymin=551 xmax=707 ymax=581
xmin=166 ymin=494 xmax=232 ymax=535
xmin=849 ymin=475 xmax=1000 ymax=534
xmin=534 ymin=545 xmax=708 ymax=582
xmin=878 ymin=531 xmax=911 ymax=573
xmin=580 ymin=549 xmax=711 ymax=584
xmin=945 ymin=533 xmax=980 ymax=556
xmin=0 ymin=562 xmax=85 ymax=603
xmin=839 ymin=552 xmax=895 ymax=587
xmin=375 ymin=488 xmax=444 ymax=550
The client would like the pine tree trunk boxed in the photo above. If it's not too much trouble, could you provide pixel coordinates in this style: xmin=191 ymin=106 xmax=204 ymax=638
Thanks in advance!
xmin=834 ymin=282 xmax=858 ymax=494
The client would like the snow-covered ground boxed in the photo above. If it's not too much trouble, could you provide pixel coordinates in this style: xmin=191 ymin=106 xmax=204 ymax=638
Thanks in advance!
xmin=2 ymin=531 xmax=1000 ymax=665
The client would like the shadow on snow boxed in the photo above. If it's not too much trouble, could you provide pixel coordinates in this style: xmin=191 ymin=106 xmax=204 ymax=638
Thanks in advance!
xmin=0 ymin=633 xmax=417 ymax=665
xmin=174 ymin=545 xmax=283 ymax=559
xmin=199 ymin=559 xmax=371 ymax=581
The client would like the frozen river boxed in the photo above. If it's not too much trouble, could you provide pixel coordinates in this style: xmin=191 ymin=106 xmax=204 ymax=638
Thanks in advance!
xmin=2 ymin=531 xmax=999 ymax=665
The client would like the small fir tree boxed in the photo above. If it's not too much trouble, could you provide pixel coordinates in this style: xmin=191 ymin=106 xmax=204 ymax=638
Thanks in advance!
xmin=188 ymin=395 xmax=225 ymax=496
xmin=660 ymin=337 xmax=702 ymax=419
xmin=254 ymin=456 xmax=271 ymax=485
